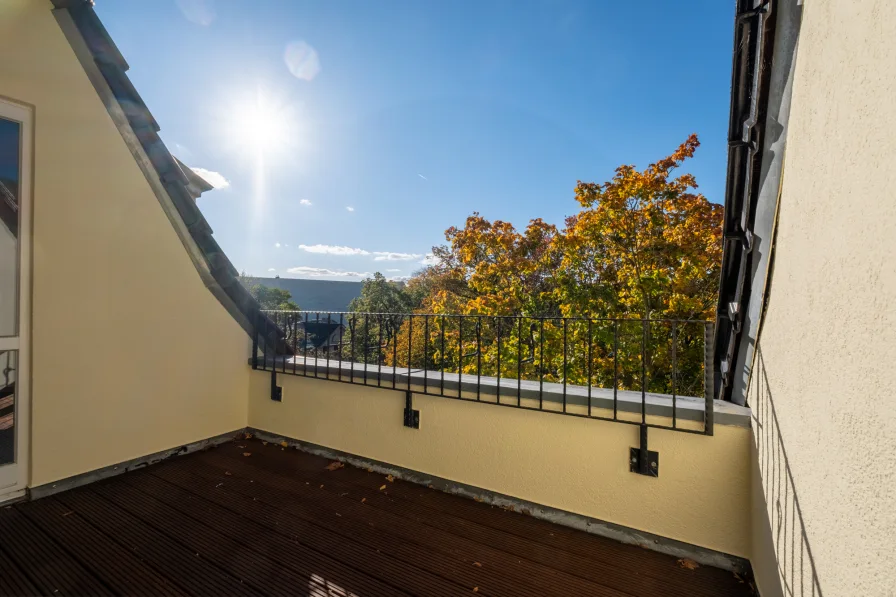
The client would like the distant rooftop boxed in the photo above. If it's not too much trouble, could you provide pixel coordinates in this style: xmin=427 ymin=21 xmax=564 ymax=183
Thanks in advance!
xmin=241 ymin=277 xmax=362 ymax=312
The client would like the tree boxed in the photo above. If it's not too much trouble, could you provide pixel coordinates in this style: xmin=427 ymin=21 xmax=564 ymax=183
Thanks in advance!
xmin=555 ymin=134 xmax=721 ymax=321
xmin=384 ymin=135 xmax=720 ymax=395
xmin=343 ymin=273 xmax=420 ymax=364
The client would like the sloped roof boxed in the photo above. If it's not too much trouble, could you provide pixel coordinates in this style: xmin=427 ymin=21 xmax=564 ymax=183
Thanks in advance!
xmin=50 ymin=0 xmax=285 ymax=352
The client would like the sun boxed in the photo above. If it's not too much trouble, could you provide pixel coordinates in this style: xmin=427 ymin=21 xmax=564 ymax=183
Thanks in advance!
xmin=225 ymin=89 xmax=297 ymax=157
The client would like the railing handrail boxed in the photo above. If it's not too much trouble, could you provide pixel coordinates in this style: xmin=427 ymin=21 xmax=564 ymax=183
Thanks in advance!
xmin=260 ymin=309 xmax=711 ymax=324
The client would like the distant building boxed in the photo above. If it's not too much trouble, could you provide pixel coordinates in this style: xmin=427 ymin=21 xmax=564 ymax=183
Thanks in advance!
xmin=241 ymin=277 xmax=362 ymax=313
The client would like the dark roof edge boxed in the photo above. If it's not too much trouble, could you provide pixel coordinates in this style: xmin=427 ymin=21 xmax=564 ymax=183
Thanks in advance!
xmin=712 ymin=0 xmax=778 ymax=404
xmin=51 ymin=0 xmax=285 ymax=352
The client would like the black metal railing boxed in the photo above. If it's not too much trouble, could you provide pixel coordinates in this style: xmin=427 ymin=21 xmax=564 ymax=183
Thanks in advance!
xmin=252 ymin=311 xmax=715 ymax=440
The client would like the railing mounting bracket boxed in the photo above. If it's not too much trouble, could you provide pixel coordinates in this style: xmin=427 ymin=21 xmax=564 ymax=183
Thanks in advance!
xmin=270 ymin=367 xmax=282 ymax=402
xmin=630 ymin=424 xmax=658 ymax=477
xmin=403 ymin=390 xmax=419 ymax=429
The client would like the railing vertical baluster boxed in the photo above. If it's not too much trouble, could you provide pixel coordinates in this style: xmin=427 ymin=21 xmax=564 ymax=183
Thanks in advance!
xmin=457 ymin=316 xmax=463 ymax=397
xmin=539 ymin=318 xmax=544 ymax=410
xmin=338 ymin=313 xmax=344 ymax=381
xmin=324 ymin=314 xmax=331 ymax=380
xmin=562 ymin=317 xmax=567 ymax=413
xmin=672 ymin=321 xmax=678 ymax=429
xmin=587 ymin=319 xmax=592 ymax=417
xmin=613 ymin=320 xmax=618 ymax=420
xmin=641 ymin=319 xmax=647 ymax=425
xmin=440 ymin=316 xmax=445 ymax=395
xmin=423 ymin=315 xmax=429 ymax=394
xmin=496 ymin=317 xmax=501 ymax=404
xmin=260 ymin=314 xmax=268 ymax=371
xmin=304 ymin=312 xmax=309 ymax=377
xmin=377 ymin=314 xmax=383 ymax=387
xmin=314 ymin=312 xmax=321 ymax=378
xmin=363 ymin=314 xmax=370 ymax=385
xmin=392 ymin=316 xmax=397 ymax=390
xmin=517 ymin=316 xmax=522 ymax=407
xmin=704 ymin=321 xmax=715 ymax=436
xmin=349 ymin=314 xmax=355 ymax=382
xmin=280 ymin=313 xmax=287 ymax=374
xmin=407 ymin=314 xmax=413 ymax=393
xmin=476 ymin=318 xmax=482 ymax=402
xmin=292 ymin=313 xmax=298 ymax=376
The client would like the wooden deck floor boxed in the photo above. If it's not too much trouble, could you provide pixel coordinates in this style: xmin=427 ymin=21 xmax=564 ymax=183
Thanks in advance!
xmin=0 ymin=438 xmax=752 ymax=596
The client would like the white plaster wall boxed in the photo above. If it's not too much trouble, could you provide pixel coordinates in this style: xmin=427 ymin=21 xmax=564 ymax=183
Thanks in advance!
xmin=748 ymin=1 xmax=896 ymax=595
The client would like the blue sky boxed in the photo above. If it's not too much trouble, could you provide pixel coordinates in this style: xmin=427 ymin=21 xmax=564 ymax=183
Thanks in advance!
xmin=95 ymin=0 xmax=734 ymax=281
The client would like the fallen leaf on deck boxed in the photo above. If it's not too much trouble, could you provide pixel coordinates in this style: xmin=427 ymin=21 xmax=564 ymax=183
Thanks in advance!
xmin=472 ymin=562 xmax=482 ymax=568
xmin=427 ymin=484 xmax=435 ymax=489
xmin=325 ymin=461 xmax=345 ymax=471
xmin=521 ymin=508 xmax=532 ymax=516
xmin=472 ymin=587 xmax=479 ymax=593
xmin=224 ymin=471 xmax=232 ymax=476
xmin=237 ymin=445 xmax=246 ymax=449
xmin=473 ymin=497 xmax=484 ymax=503
xmin=501 ymin=504 xmax=516 ymax=513
xmin=677 ymin=558 xmax=699 ymax=570
xmin=379 ymin=484 xmax=387 ymax=491
xmin=243 ymin=432 xmax=253 ymax=440
xmin=361 ymin=498 xmax=367 ymax=504
xmin=280 ymin=441 xmax=288 ymax=448
xmin=320 ymin=484 xmax=324 ymax=489
xmin=242 ymin=452 xmax=252 ymax=457
xmin=262 ymin=441 xmax=268 ymax=446
xmin=733 ymin=572 xmax=745 ymax=583
xmin=385 ymin=474 xmax=395 ymax=483
xmin=366 ymin=468 xmax=373 ymax=473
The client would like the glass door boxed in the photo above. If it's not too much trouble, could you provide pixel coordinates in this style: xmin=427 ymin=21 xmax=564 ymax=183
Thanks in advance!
xmin=0 ymin=98 xmax=31 ymax=496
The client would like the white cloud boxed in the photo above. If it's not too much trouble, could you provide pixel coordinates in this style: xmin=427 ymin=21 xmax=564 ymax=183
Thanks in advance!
xmin=287 ymin=267 xmax=371 ymax=279
xmin=386 ymin=268 xmax=402 ymax=273
xmin=372 ymin=251 xmax=422 ymax=261
xmin=346 ymin=206 xmax=355 ymax=212
xmin=418 ymin=174 xmax=428 ymax=180
xmin=268 ymin=268 xmax=277 ymax=272
xmin=190 ymin=167 xmax=230 ymax=189
xmin=388 ymin=275 xmax=412 ymax=282
xmin=298 ymin=244 xmax=370 ymax=256
xmin=275 ymin=242 xmax=282 ymax=248
xmin=299 ymin=199 xmax=312 ymax=206
xmin=420 ymin=253 xmax=438 ymax=266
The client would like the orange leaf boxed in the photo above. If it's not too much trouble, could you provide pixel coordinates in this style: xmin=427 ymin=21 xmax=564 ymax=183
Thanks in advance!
xmin=379 ymin=484 xmax=387 ymax=491
xmin=325 ymin=461 xmax=345 ymax=471
xmin=472 ymin=562 xmax=482 ymax=568
xmin=472 ymin=587 xmax=479 ymax=593
xmin=361 ymin=498 xmax=367 ymax=504
xmin=242 ymin=452 xmax=251 ymax=457
xmin=280 ymin=441 xmax=288 ymax=448
xmin=677 ymin=558 xmax=699 ymax=570
xmin=385 ymin=474 xmax=395 ymax=483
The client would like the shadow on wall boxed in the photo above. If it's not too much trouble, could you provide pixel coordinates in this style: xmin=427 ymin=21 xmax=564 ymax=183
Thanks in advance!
xmin=750 ymin=346 xmax=823 ymax=597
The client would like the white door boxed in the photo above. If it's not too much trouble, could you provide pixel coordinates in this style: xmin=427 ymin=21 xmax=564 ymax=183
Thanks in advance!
xmin=0 ymin=98 xmax=32 ymax=497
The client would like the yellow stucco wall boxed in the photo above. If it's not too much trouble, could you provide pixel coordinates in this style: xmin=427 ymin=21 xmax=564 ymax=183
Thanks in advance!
xmin=0 ymin=0 xmax=249 ymax=486
xmin=249 ymin=372 xmax=752 ymax=558
xmin=747 ymin=1 xmax=896 ymax=595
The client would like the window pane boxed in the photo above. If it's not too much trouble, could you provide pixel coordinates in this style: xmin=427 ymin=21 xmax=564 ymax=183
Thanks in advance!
xmin=0 ymin=117 xmax=20 ymax=337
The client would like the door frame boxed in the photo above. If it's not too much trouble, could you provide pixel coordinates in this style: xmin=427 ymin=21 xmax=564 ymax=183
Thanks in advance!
xmin=0 ymin=96 xmax=33 ymax=499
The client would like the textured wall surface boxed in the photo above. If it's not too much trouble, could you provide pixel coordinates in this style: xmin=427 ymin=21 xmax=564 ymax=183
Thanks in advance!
xmin=748 ymin=1 xmax=896 ymax=595
xmin=249 ymin=372 xmax=753 ymax=558
xmin=0 ymin=0 xmax=250 ymax=486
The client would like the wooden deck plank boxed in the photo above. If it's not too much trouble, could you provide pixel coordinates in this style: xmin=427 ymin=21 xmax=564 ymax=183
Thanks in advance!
xmin=151 ymin=458 xmax=623 ymax=597
xmin=212 ymin=440 xmax=746 ymax=597
xmin=123 ymin=470 xmax=480 ymax=597
xmin=55 ymin=487 xmax=266 ymax=597
xmin=0 ymin=507 xmax=114 ymax=597
xmin=0 ymin=439 xmax=753 ymax=597
xmin=92 ymin=478 xmax=391 ymax=597
xmin=20 ymin=496 xmax=186 ymax=596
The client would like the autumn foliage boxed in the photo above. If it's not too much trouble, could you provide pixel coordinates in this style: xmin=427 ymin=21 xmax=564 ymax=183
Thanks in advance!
xmin=355 ymin=136 xmax=721 ymax=395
